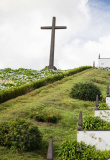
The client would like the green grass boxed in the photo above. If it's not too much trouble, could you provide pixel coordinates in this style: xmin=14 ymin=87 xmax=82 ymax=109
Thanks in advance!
xmin=0 ymin=68 xmax=110 ymax=159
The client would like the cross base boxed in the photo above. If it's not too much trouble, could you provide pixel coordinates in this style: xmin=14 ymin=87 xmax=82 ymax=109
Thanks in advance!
xmin=45 ymin=66 xmax=57 ymax=70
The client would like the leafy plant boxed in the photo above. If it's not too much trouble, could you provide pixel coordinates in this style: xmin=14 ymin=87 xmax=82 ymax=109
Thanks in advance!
xmin=30 ymin=110 xmax=61 ymax=123
xmin=82 ymin=115 xmax=110 ymax=129
xmin=58 ymin=140 xmax=110 ymax=160
xmin=98 ymin=103 xmax=108 ymax=109
xmin=0 ymin=118 xmax=42 ymax=151
xmin=70 ymin=82 xmax=101 ymax=101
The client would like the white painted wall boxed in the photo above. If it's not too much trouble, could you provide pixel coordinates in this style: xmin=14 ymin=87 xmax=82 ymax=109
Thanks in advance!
xmin=98 ymin=59 xmax=110 ymax=68
xmin=106 ymin=97 xmax=110 ymax=108
xmin=77 ymin=131 xmax=110 ymax=150
xmin=95 ymin=110 xmax=110 ymax=122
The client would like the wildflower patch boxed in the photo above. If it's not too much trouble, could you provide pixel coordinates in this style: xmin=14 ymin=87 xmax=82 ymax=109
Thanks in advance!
xmin=30 ymin=110 xmax=61 ymax=123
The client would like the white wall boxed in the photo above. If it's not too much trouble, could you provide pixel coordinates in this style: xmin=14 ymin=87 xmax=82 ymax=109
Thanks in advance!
xmin=106 ymin=97 xmax=110 ymax=108
xmin=95 ymin=110 xmax=110 ymax=122
xmin=98 ymin=59 xmax=110 ymax=68
xmin=77 ymin=131 xmax=110 ymax=150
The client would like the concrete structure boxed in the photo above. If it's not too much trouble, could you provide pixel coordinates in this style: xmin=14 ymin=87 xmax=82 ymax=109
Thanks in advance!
xmin=41 ymin=17 xmax=67 ymax=70
xmin=77 ymin=130 xmax=110 ymax=151
xmin=77 ymin=111 xmax=110 ymax=151
xmin=94 ymin=90 xmax=110 ymax=121
xmin=95 ymin=110 xmax=110 ymax=122
xmin=106 ymin=97 xmax=110 ymax=108
xmin=98 ymin=54 xmax=110 ymax=68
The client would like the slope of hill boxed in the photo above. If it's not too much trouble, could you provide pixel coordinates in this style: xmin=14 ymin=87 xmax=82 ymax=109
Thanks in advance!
xmin=0 ymin=67 xmax=109 ymax=160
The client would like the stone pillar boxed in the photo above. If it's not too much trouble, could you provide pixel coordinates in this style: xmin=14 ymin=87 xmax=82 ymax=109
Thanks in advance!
xmin=47 ymin=139 xmax=53 ymax=160
xmin=94 ymin=95 xmax=99 ymax=110
xmin=77 ymin=111 xmax=83 ymax=131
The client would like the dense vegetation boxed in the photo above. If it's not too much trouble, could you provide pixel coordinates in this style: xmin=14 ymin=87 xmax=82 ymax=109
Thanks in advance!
xmin=58 ymin=140 xmax=110 ymax=160
xmin=0 ymin=67 xmax=110 ymax=159
xmin=98 ymin=103 xmax=109 ymax=109
xmin=70 ymin=82 xmax=101 ymax=101
xmin=82 ymin=115 xmax=110 ymax=129
xmin=0 ymin=118 xmax=42 ymax=151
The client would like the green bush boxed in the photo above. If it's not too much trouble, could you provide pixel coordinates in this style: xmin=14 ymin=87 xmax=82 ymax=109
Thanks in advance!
xmin=58 ymin=140 xmax=110 ymax=160
xmin=0 ymin=118 xmax=42 ymax=151
xmin=98 ymin=103 xmax=108 ymax=109
xmin=30 ymin=110 xmax=61 ymax=123
xmin=82 ymin=115 xmax=110 ymax=129
xmin=70 ymin=82 xmax=101 ymax=101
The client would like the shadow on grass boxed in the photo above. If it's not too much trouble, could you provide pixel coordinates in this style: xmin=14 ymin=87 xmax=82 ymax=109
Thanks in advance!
xmin=0 ymin=139 xmax=49 ymax=160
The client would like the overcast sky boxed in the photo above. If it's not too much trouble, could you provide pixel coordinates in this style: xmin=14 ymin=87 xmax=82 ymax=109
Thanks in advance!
xmin=0 ymin=0 xmax=110 ymax=70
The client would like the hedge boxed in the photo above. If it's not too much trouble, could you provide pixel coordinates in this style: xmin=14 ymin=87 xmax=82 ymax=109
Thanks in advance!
xmin=0 ymin=66 xmax=92 ymax=103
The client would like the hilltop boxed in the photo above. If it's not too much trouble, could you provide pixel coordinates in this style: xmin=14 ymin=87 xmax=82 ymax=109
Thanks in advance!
xmin=0 ymin=67 xmax=109 ymax=160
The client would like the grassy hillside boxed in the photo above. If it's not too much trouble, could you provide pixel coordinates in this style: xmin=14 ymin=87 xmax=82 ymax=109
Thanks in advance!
xmin=0 ymin=68 xmax=109 ymax=160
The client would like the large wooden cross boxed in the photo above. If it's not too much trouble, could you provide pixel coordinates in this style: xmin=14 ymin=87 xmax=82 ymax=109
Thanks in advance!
xmin=41 ymin=17 xmax=67 ymax=70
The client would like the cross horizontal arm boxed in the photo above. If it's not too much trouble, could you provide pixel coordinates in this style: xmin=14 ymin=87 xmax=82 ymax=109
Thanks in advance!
xmin=41 ymin=26 xmax=67 ymax=29
xmin=41 ymin=26 xmax=52 ymax=29
xmin=55 ymin=26 xmax=67 ymax=29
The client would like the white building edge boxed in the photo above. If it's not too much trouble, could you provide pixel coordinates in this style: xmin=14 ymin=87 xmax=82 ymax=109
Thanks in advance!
xmin=98 ymin=54 xmax=110 ymax=68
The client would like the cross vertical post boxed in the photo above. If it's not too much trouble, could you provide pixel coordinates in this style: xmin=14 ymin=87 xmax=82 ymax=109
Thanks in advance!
xmin=49 ymin=17 xmax=56 ymax=67
xmin=41 ymin=17 xmax=67 ymax=70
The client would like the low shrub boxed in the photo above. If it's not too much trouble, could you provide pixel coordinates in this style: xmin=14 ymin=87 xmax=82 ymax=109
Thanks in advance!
xmin=70 ymin=82 xmax=101 ymax=101
xmin=82 ymin=115 xmax=110 ymax=129
xmin=98 ymin=103 xmax=108 ymax=109
xmin=58 ymin=140 xmax=110 ymax=160
xmin=30 ymin=110 xmax=61 ymax=123
xmin=0 ymin=118 xmax=42 ymax=151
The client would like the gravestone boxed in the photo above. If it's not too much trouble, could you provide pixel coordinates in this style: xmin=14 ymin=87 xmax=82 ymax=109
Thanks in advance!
xmin=41 ymin=17 xmax=67 ymax=70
